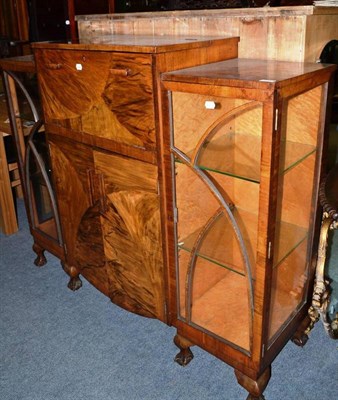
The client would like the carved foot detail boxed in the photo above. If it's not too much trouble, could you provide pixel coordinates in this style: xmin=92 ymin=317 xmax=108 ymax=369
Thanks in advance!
xmin=174 ymin=347 xmax=194 ymax=366
xmin=174 ymin=334 xmax=194 ymax=367
xmin=291 ymin=333 xmax=309 ymax=347
xmin=61 ymin=262 xmax=82 ymax=291
xmin=246 ymin=395 xmax=266 ymax=400
xmin=32 ymin=243 xmax=47 ymax=267
xmin=67 ymin=276 xmax=82 ymax=291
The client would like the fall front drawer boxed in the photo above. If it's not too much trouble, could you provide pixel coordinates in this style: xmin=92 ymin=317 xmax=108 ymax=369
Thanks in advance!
xmin=34 ymin=48 xmax=155 ymax=149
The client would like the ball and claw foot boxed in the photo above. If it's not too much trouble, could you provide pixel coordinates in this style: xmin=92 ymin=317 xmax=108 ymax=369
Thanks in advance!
xmin=61 ymin=263 xmax=82 ymax=291
xmin=33 ymin=243 xmax=47 ymax=267
xmin=291 ymin=333 xmax=309 ymax=347
xmin=174 ymin=347 xmax=194 ymax=367
xmin=173 ymin=334 xmax=194 ymax=367
xmin=67 ymin=276 xmax=82 ymax=291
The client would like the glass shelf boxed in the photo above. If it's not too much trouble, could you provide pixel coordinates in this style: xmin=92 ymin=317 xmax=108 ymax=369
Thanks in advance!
xmin=178 ymin=207 xmax=257 ymax=277
xmin=178 ymin=206 xmax=308 ymax=276
xmin=273 ymin=221 xmax=308 ymax=269
xmin=195 ymin=132 xmax=261 ymax=183
xmin=176 ymin=133 xmax=316 ymax=183
xmin=282 ymin=140 xmax=316 ymax=173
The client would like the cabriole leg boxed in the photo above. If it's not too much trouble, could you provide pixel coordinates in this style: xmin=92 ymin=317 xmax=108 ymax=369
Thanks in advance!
xmin=61 ymin=262 xmax=82 ymax=291
xmin=33 ymin=242 xmax=47 ymax=267
xmin=173 ymin=334 xmax=194 ymax=367
xmin=235 ymin=366 xmax=271 ymax=400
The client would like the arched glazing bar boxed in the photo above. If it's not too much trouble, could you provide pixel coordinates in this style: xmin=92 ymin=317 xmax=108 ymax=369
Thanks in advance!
xmin=25 ymin=120 xmax=63 ymax=245
xmin=172 ymin=147 xmax=255 ymax=320
xmin=191 ymin=101 xmax=261 ymax=168
xmin=2 ymin=70 xmax=63 ymax=246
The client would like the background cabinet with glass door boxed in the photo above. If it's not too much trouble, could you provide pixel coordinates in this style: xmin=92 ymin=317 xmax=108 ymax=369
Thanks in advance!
xmin=161 ymin=58 xmax=336 ymax=399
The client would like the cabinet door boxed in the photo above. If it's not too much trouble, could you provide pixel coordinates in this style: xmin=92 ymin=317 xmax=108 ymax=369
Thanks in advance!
xmin=49 ymin=135 xmax=165 ymax=320
xmin=170 ymin=92 xmax=261 ymax=352
xmin=47 ymin=135 xmax=109 ymax=292
xmin=35 ymin=49 xmax=155 ymax=148
xmin=93 ymin=150 xmax=165 ymax=320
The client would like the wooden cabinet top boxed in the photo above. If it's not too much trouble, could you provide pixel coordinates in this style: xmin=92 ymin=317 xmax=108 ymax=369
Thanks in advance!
xmin=161 ymin=58 xmax=337 ymax=90
xmin=31 ymin=35 xmax=238 ymax=54
xmin=0 ymin=55 xmax=35 ymax=73
xmin=75 ymin=6 xmax=338 ymax=21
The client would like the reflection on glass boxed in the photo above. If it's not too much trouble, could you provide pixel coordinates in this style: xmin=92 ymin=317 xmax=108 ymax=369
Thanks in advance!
xmin=269 ymin=241 xmax=308 ymax=340
xmin=27 ymin=128 xmax=59 ymax=241
xmin=29 ymin=131 xmax=53 ymax=224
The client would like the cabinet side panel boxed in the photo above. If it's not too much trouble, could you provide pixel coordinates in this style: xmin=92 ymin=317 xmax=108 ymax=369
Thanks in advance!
xmin=268 ymin=84 xmax=325 ymax=344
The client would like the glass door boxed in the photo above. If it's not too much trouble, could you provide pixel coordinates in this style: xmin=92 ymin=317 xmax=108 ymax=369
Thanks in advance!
xmin=170 ymin=92 xmax=262 ymax=353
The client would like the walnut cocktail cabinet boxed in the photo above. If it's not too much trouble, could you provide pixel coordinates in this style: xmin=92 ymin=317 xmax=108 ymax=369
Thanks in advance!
xmin=160 ymin=59 xmax=336 ymax=399
xmin=32 ymin=35 xmax=238 ymax=319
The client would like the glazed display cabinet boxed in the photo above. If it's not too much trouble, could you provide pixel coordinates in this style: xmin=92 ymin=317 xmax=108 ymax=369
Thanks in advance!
xmin=0 ymin=55 xmax=64 ymax=264
xmin=160 ymin=59 xmax=336 ymax=399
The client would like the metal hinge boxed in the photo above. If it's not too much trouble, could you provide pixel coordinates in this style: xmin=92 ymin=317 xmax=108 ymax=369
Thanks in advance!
xmin=174 ymin=207 xmax=178 ymax=223
xmin=274 ymin=108 xmax=279 ymax=131
xmin=267 ymin=241 xmax=272 ymax=260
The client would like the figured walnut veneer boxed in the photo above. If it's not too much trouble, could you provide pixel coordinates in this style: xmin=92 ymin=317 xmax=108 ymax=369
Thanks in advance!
xmin=32 ymin=35 xmax=239 ymax=323
xmin=35 ymin=50 xmax=155 ymax=149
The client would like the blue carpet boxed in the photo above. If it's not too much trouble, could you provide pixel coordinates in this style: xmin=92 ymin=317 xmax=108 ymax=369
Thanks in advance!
xmin=0 ymin=200 xmax=337 ymax=400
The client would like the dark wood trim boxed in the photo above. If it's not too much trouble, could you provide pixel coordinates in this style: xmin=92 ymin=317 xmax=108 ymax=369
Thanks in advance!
xmin=67 ymin=0 xmax=77 ymax=42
